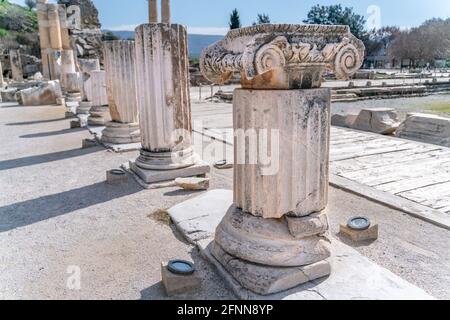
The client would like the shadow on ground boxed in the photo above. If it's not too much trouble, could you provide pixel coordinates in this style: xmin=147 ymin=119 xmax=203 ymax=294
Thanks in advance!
xmin=0 ymin=181 xmax=142 ymax=233
xmin=0 ymin=147 xmax=102 ymax=171
xmin=20 ymin=128 xmax=85 ymax=139
xmin=6 ymin=118 xmax=68 ymax=126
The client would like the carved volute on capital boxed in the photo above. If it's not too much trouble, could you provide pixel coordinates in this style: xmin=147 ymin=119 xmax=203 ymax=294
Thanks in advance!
xmin=200 ymin=24 xmax=365 ymax=89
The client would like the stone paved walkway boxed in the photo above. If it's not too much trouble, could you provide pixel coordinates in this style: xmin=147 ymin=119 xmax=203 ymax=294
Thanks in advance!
xmin=192 ymin=101 xmax=450 ymax=221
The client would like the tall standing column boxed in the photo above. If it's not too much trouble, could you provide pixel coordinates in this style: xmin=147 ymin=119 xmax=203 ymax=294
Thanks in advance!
xmin=36 ymin=0 xmax=51 ymax=79
xmin=102 ymin=41 xmax=140 ymax=144
xmin=0 ymin=60 xmax=5 ymax=88
xmin=76 ymin=59 xmax=100 ymax=115
xmin=200 ymin=24 xmax=365 ymax=295
xmin=86 ymin=70 xmax=111 ymax=126
xmin=47 ymin=4 xmax=63 ymax=81
xmin=130 ymin=0 xmax=209 ymax=184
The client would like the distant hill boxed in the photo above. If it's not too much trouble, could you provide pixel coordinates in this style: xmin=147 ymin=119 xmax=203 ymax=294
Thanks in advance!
xmin=0 ymin=0 xmax=38 ymax=55
xmin=104 ymin=30 xmax=223 ymax=58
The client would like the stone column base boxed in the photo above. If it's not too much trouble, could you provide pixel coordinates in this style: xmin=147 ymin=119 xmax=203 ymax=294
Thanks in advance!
xmin=88 ymin=105 xmax=112 ymax=126
xmin=66 ymin=92 xmax=82 ymax=102
xmin=101 ymin=121 xmax=141 ymax=144
xmin=130 ymin=149 xmax=210 ymax=184
xmin=77 ymin=101 xmax=92 ymax=115
xmin=212 ymin=205 xmax=331 ymax=294
xmin=212 ymin=242 xmax=331 ymax=296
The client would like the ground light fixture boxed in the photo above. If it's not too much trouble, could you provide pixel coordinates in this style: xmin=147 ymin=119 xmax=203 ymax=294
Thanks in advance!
xmin=347 ymin=217 xmax=371 ymax=231
xmin=167 ymin=260 xmax=196 ymax=276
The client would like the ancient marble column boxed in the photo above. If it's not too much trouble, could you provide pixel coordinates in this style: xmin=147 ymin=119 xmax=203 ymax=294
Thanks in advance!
xmin=102 ymin=41 xmax=140 ymax=144
xmin=37 ymin=0 xmax=51 ymax=79
xmin=47 ymin=4 xmax=63 ymax=81
xmin=9 ymin=50 xmax=23 ymax=81
xmin=0 ymin=60 xmax=5 ymax=88
xmin=76 ymin=58 xmax=100 ymax=114
xmin=200 ymin=24 xmax=365 ymax=295
xmin=130 ymin=0 xmax=209 ymax=183
xmin=86 ymin=70 xmax=110 ymax=126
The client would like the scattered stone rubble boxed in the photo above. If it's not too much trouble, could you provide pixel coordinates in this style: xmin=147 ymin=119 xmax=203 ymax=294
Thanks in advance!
xmin=396 ymin=113 xmax=450 ymax=147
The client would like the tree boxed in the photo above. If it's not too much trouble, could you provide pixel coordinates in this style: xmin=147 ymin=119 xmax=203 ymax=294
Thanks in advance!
xmin=365 ymin=26 xmax=400 ymax=57
xmin=389 ymin=19 xmax=450 ymax=68
xmin=253 ymin=13 xmax=270 ymax=26
xmin=102 ymin=31 xmax=120 ymax=41
xmin=303 ymin=4 xmax=368 ymax=43
xmin=25 ymin=0 xmax=37 ymax=11
xmin=229 ymin=9 xmax=241 ymax=30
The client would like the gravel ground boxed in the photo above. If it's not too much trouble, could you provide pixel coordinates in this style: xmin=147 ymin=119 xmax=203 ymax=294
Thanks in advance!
xmin=1 ymin=101 xmax=449 ymax=300
xmin=0 ymin=102 xmax=233 ymax=300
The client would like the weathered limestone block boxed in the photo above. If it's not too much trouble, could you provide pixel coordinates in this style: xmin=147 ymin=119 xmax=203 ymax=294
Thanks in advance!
xmin=78 ymin=58 xmax=100 ymax=102
xmin=200 ymin=24 xmax=365 ymax=89
xmin=286 ymin=211 xmax=329 ymax=239
xmin=175 ymin=177 xmax=210 ymax=190
xmin=215 ymin=205 xmax=331 ymax=267
xmin=131 ymin=22 xmax=209 ymax=183
xmin=234 ymin=88 xmax=331 ymax=219
xmin=161 ymin=261 xmax=202 ymax=296
xmin=331 ymin=113 xmax=357 ymax=128
xmin=212 ymin=243 xmax=331 ymax=296
xmin=0 ymin=60 xmax=5 ymax=88
xmin=396 ymin=113 xmax=450 ymax=147
xmin=19 ymin=80 xmax=63 ymax=106
xmin=102 ymin=41 xmax=140 ymax=144
xmin=1 ymin=88 xmax=19 ymax=102
xmin=352 ymin=108 xmax=400 ymax=135
xmin=10 ymin=50 xmax=23 ymax=81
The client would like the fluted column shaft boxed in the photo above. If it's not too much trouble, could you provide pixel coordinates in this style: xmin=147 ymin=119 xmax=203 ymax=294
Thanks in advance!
xmin=234 ymin=88 xmax=331 ymax=219
xmin=36 ymin=0 xmax=51 ymax=79
xmin=0 ymin=60 xmax=5 ymax=87
xmin=135 ymin=23 xmax=192 ymax=153
xmin=103 ymin=41 xmax=139 ymax=124
xmin=85 ymin=70 xmax=108 ymax=107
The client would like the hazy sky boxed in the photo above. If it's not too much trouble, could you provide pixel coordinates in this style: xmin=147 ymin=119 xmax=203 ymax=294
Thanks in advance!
xmin=10 ymin=0 xmax=450 ymax=34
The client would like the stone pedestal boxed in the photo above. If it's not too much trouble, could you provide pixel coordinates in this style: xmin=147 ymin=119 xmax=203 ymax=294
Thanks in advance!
xmin=10 ymin=50 xmax=23 ymax=81
xmin=102 ymin=41 xmax=140 ymax=144
xmin=199 ymin=24 xmax=365 ymax=295
xmin=60 ymin=50 xmax=77 ymax=90
xmin=130 ymin=23 xmax=209 ymax=183
xmin=0 ymin=60 xmax=5 ymax=88
xmin=212 ymin=89 xmax=332 ymax=294
xmin=65 ymin=72 xmax=82 ymax=102
xmin=85 ymin=70 xmax=110 ymax=126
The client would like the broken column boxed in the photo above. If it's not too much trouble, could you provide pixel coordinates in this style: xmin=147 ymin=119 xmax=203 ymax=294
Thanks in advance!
xmin=86 ymin=70 xmax=110 ymax=126
xmin=0 ymin=60 xmax=5 ymax=88
xmin=102 ymin=41 xmax=140 ymax=144
xmin=200 ymin=24 xmax=365 ymax=295
xmin=36 ymin=0 xmax=51 ymax=79
xmin=130 ymin=0 xmax=209 ymax=183
xmin=76 ymin=58 xmax=100 ymax=115
xmin=9 ymin=50 xmax=23 ymax=82
xmin=37 ymin=0 xmax=78 ymax=90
